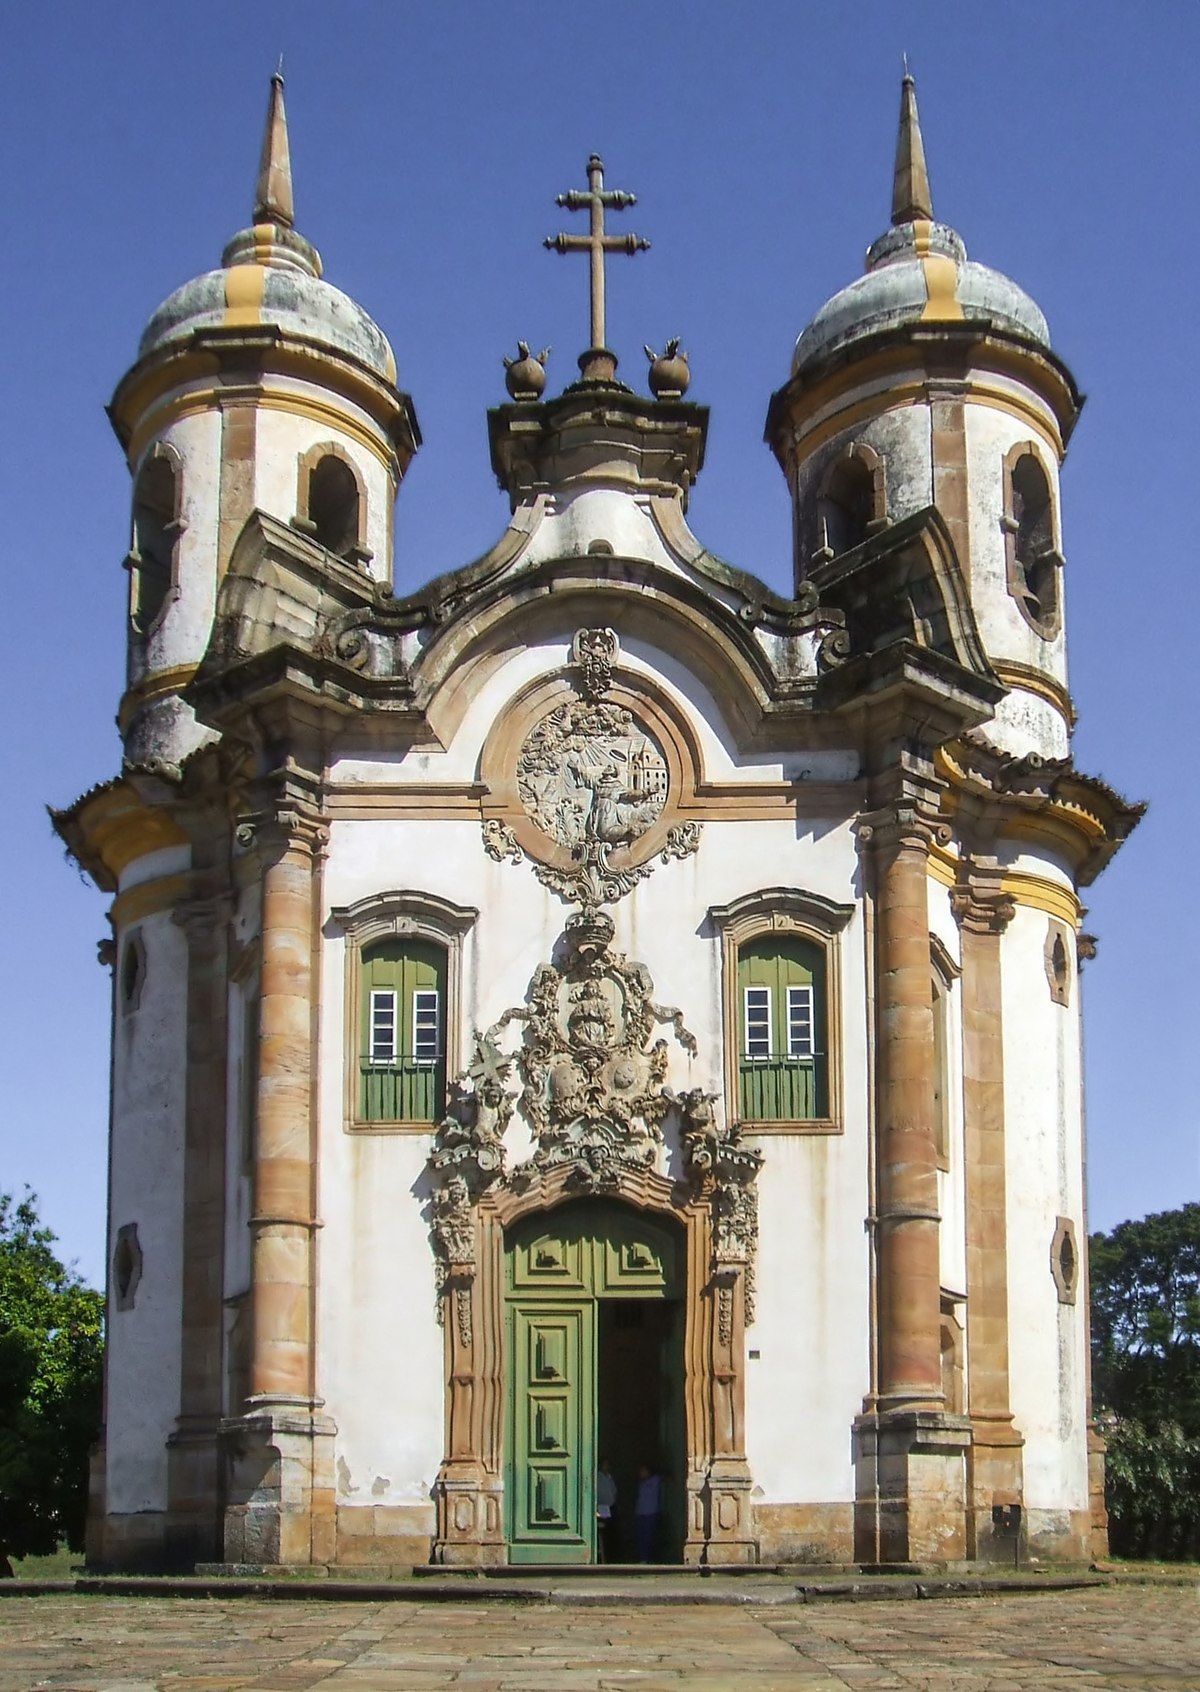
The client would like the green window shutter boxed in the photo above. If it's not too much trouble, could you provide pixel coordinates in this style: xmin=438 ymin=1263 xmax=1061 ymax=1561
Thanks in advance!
xmin=737 ymin=937 xmax=827 ymax=1121
xmin=360 ymin=940 xmax=447 ymax=1122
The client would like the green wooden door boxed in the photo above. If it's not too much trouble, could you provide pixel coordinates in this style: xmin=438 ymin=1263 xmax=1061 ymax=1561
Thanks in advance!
xmin=505 ymin=1203 xmax=682 ymax=1565
xmin=507 ymin=1303 xmax=594 ymax=1563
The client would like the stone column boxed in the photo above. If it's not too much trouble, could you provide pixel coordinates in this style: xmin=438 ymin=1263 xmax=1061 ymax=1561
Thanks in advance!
xmin=166 ymin=884 xmax=231 ymax=1568
xmin=855 ymin=802 xmax=969 ymax=1566
xmin=952 ymin=863 xmax=1024 ymax=1561
xmin=222 ymin=806 xmax=336 ymax=1569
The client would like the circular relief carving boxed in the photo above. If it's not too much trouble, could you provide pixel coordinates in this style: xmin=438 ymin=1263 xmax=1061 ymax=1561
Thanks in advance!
xmin=517 ymin=701 xmax=669 ymax=852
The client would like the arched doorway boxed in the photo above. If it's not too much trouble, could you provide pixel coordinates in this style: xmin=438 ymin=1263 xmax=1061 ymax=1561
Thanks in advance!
xmin=505 ymin=1200 xmax=685 ymax=1564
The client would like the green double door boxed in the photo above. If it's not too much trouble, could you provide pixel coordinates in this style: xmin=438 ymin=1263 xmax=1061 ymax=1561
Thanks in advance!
xmin=505 ymin=1201 xmax=684 ymax=1565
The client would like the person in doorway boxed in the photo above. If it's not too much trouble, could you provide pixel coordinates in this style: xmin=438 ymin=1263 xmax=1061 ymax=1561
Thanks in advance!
xmin=595 ymin=1457 xmax=618 ymax=1562
xmin=633 ymin=1461 xmax=662 ymax=1564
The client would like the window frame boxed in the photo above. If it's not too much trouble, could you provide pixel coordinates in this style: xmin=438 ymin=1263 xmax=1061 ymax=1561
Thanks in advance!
xmin=331 ymin=890 xmax=477 ymax=1134
xmin=1001 ymin=440 xmax=1063 ymax=640
xmin=126 ymin=440 xmax=186 ymax=639
xmin=294 ymin=441 xmax=372 ymax=568
xmin=710 ymin=888 xmax=854 ymax=1135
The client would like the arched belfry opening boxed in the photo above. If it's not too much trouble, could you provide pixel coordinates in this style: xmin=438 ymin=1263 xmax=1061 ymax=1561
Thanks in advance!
xmin=504 ymin=1200 xmax=686 ymax=1565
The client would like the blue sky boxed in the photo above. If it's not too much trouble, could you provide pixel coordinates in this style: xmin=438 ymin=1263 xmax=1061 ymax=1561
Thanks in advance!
xmin=2 ymin=2 xmax=1196 ymax=1284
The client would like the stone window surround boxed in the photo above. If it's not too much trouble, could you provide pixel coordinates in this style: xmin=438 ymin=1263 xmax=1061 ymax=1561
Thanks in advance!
xmin=293 ymin=440 xmax=372 ymax=566
xmin=807 ymin=438 xmax=889 ymax=565
xmin=1044 ymin=918 xmax=1074 ymax=1007
xmin=1051 ymin=1214 xmax=1079 ymax=1305
xmin=126 ymin=438 xmax=186 ymax=639
xmin=709 ymin=887 xmax=854 ymax=1135
xmin=1001 ymin=439 xmax=1063 ymax=640
xmin=119 ymin=928 xmax=148 ymax=1015
xmin=329 ymin=889 xmax=478 ymax=1134
xmin=112 ymin=1221 xmax=143 ymax=1312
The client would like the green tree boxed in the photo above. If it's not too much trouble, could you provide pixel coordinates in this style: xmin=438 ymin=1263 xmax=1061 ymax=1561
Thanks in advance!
xmin=1090 ymin=1203 xmax=1200 ymax=1435
xmin=0 ymin=1190 xmax=103 ymax=1572
xmin=1090 ymin=1203 xmax=1200 ymax=1559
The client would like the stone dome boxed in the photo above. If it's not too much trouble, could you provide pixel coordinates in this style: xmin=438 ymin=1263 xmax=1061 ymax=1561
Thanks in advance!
xmin=792 ymin=219 xmax=1050 ymax=377
xmin=791 ymin=73 xmax=1052 ymax=379
xmin=139 ymin=248 xmax=397 ymax=383
xmin=135 ymin=71 xmax=397 ymax=386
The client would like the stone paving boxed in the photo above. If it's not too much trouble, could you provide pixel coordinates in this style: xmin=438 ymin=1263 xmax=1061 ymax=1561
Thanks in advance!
xmin=0 ymin=1586 xmax=1196 ymax=1690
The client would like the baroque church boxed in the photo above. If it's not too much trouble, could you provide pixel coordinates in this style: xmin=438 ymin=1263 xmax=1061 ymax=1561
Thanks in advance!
xmin=55 ymin=72 xmax=1142 ymax=1572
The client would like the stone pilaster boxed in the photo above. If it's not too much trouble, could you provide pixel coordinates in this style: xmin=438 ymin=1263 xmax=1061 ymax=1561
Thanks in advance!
xmin=855 ymin=798 xmax=969 ymax=1565
xmin=952 ymin=860 xmax=1024 ymax=1562
xmin=166 ymin=878 xmax=232 ymax=1568
xmin=221 ymin=803 xmax=336 ymax=1568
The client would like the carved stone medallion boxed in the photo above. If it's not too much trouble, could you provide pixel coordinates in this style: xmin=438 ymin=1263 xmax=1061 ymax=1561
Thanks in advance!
xmin=517 ymin=701 xmax=668 ymax=853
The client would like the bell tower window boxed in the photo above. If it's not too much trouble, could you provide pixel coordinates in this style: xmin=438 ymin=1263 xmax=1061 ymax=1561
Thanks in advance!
xmin=129 ymin=446 xmax=183 ymax=635
xmin=810 ymin=443 xmax=887 ymax=565
xmin=1003 ymin=445 xmax=1062 ymax=637
xmin=296 ymin=444 xmax=370 ymax=565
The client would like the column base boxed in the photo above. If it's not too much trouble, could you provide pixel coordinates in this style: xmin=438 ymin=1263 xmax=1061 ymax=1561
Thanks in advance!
xmin=854 ymin=1410 xmax=971 ymax=1565
xmin=166 ymin=1418 xmax=224 ymax=1569
xmin=431 ymin=1460 xmax=507 ymax=1565
xmin=1087 ymin=1423 xmax=1109 ymax=1559
xmin=684 ymin=1458 xmax=758 ymax=1566
xmin=965 ymin=1415 xmax=1025 ymax=1563
xmin=220 ymin=1405 xmax=337 ymax=1567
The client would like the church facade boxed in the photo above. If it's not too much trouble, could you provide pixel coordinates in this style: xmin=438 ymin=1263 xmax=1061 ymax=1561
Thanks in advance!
xmin=55 ymin=74 xmax=1141 ymax=1572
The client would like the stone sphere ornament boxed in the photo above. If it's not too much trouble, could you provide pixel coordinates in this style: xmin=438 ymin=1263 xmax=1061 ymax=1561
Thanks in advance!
xmin=503 ymin=341 xmax=550 ymax=401
xmin=645 ymin=339 xmax=690 ymax=399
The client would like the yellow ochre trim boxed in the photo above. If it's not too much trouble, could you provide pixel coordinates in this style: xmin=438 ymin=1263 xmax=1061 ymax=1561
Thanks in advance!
xmin=76 ymin=788 xmax=189 ymax=881
xmin=990 ymin=660 xmax=1077 ymax=726
xmin=223 ymin=264 xmax=265 ymax=329
xmin=789 ymin=380 xmax=1063 ymax=465
xmin=128 ymin=385 xmax=396 ymax=474
xmin=118 ymin=663 xmax=200 ymax=733
xmin=911 ymin=221 xmax=965 ymax=324
xmin=927 ymin=845 xmax=958 ymax=889
xmin=112 ymin=872 xmax=192 ymax=929
xmin=1000 ymin=871 xmax=1081 ymax=927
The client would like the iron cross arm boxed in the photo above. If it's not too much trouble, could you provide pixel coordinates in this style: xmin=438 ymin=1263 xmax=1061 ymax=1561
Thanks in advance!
xmin=543 ymin=154 xmax=650 ymax=355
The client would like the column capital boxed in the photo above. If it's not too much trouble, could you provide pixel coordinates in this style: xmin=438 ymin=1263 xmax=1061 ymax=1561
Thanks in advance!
xmin=856 ymin=802 xmax=949 ymax=856
xmin=234 ymin=806 xmax=328 ymax=864
xmin=950 ymin=857 xmax=1015 ymax=935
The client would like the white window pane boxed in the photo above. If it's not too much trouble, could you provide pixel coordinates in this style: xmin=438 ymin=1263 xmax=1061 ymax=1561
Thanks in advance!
xmin=744 ymin=986 xmax=771 ymax=1058
xmin=369 ymin=990 xmax=396 ymax=1062
xmin=413 ymin=989 xmax=440 ymax=1062
xmin=787 ymin=985 xmax=814 ymax=1059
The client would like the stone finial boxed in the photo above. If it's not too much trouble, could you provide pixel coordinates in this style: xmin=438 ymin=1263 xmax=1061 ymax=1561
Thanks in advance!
xmin=253 ymin=67 xmax=295 ymax=228
xmin=645 ymin=339 xmax=690 ymax=399
xmin=503 ymin=342 xmax=550 ymax=401
xmin=891 ymin=69 xmax=934 ymax=225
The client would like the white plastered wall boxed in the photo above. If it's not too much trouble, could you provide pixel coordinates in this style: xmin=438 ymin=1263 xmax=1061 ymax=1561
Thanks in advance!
xmin=106 ymin=901 xmax=188 ymax=1515
xmin=1002 ymin=900 xmax=1088 ymax=1522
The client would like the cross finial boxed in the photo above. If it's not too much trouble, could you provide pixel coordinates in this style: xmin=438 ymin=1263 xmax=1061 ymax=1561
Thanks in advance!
xmin=545 ymin=154 xmax=650 ymax=381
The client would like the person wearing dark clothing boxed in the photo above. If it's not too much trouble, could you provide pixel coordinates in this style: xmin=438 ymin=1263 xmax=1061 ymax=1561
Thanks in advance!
xmin=633 ymin=1462 xmax=662 ymax=1563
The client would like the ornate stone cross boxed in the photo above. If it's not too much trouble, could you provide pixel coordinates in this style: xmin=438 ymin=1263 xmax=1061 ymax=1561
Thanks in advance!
xmin=545 ymin=154 xmax=649 ymax=377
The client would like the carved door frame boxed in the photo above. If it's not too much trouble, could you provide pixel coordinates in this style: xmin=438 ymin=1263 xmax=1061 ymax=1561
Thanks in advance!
xmin=431 ymin=1162 xmax=756 ymax=1566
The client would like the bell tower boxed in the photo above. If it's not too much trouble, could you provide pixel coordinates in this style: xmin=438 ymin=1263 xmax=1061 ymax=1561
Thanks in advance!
xmin=108 ymin=71 xmax=419 ymax=773
xmin=766 ymin=73 xmax=1082 ymax=764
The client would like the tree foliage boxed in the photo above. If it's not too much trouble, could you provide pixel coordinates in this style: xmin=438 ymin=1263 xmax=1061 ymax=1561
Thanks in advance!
xmin=0 ymin=1190 xmax=104 ymax=1568
xmin=1090 ymin=1203 xmax=1200 ymax=1559
xmin=1090 ymin=1202 xmax=1200 ymax=1435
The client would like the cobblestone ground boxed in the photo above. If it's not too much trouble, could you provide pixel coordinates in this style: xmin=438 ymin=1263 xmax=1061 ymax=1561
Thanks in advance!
xmin=0 ymin=1587 xmax=1195 ymax=1691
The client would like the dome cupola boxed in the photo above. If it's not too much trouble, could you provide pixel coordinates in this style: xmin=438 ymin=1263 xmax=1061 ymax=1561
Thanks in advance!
xmin=109 ymin=71 xmax=419 ymax=772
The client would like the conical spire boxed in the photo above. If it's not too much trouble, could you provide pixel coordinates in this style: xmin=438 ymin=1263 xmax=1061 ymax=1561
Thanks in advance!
xmin=891 ymin=69 xmax=934 ymax=225
xmin=253 ymin=65 xmax=294 ymax=228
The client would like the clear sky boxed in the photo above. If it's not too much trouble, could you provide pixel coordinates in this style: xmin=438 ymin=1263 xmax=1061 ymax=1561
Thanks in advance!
xmin=1 ymin=2 xmax=1196 ymax=1285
